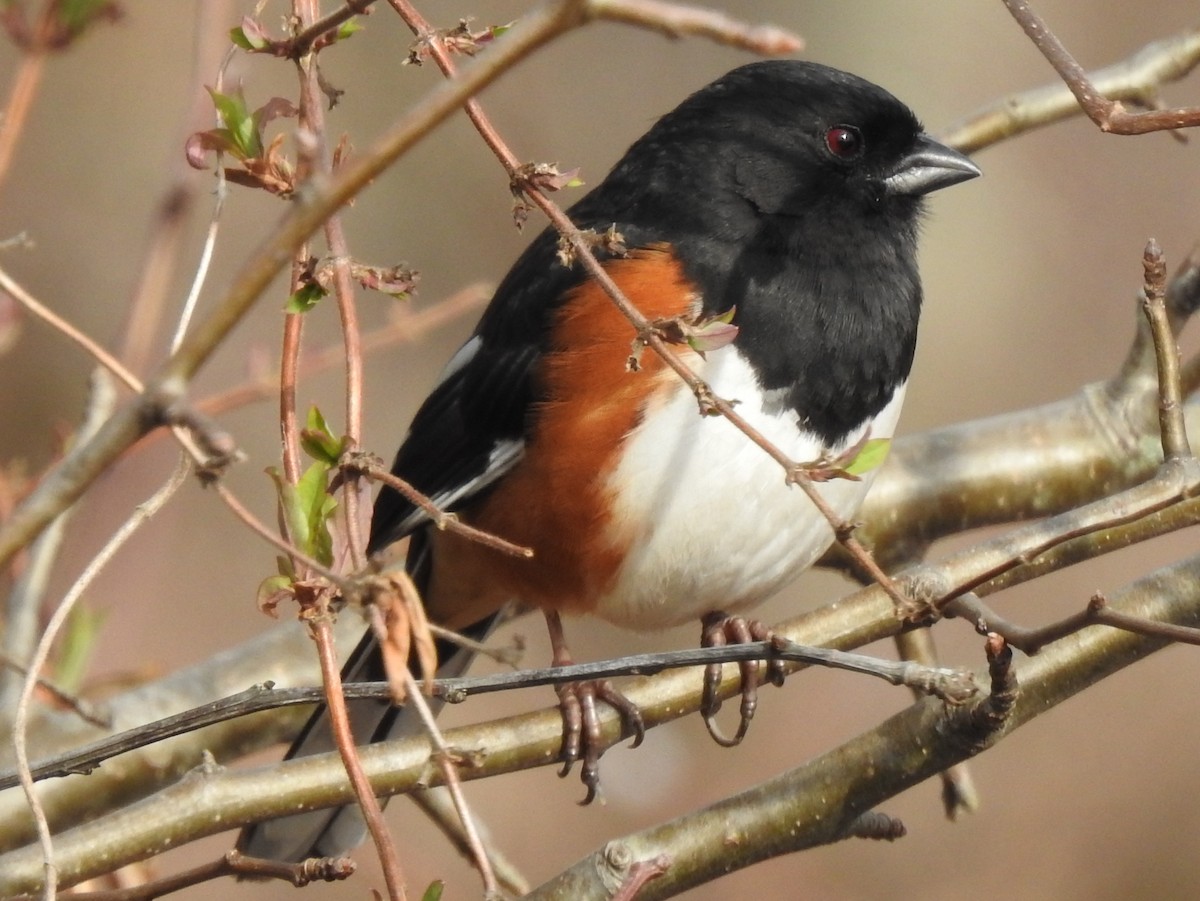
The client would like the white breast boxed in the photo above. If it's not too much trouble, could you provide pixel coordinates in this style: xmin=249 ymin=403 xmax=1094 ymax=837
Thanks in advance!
xmin=593 ymin=347 xmax=906 ymax=630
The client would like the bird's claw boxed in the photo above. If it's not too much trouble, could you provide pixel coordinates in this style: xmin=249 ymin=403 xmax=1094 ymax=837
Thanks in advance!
xmin=556 ymin=678 xmax=645 ymax=804
xmin=700 ymin=612 xmax=786 ymax=747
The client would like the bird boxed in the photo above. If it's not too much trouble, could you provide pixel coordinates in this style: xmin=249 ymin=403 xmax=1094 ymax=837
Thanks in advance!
xmin=238 ymin=59 xmax=980 ymax=861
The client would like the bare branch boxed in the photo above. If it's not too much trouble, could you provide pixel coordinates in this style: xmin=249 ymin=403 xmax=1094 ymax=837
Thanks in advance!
xmin=1001 ymin=0 xmax=1200 ymax=134
xmin=941 ymin=26 xmax=1200 ymax=152
xmin=1140 ymin=240 xmax=1193 ymax=460
xmin=0 ymin=0 xmax=594 ymax=575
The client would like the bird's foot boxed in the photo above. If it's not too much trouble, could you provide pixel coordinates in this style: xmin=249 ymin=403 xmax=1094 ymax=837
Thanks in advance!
xmin=556 ymin=677 xmax=645 ymax=804
xmin=700 ymin=612 xmax=787 ymax=747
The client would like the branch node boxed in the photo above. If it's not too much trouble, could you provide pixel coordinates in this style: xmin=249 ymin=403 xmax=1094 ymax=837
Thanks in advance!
xmin=841 ymin=809 xmax=907 ymax=842
xmin=599 ymin=842 xmax=671 ymax=901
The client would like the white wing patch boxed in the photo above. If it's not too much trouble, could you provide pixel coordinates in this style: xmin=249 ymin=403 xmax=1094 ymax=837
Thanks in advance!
xmin=391 ymin=335 xmax=526 ymax=535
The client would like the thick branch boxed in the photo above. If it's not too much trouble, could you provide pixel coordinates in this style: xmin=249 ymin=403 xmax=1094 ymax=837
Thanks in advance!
xmin=2 ymin=553 xmax=1195 ymax=895
xmin=524 ymin=557 xmax=1200 ymax=899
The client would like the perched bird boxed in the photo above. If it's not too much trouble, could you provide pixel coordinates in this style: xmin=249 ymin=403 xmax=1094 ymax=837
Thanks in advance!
xmin=240 ymin=59 xmax=979 ymax=861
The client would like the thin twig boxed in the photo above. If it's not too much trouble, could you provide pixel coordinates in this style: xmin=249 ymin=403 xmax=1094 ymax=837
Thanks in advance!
xmin=400 ymin=669 xmax=498 ymax=896
xmin=4 ymin=849 xmax=355 ymax=901
xmin=1002 ymin=0 xmax=1200 ymax=134
xmin=122 ymin=5 xmax=233 ymax=374
xmin=941 ymin=26 xmax=1200 ymax=152
xmin=281 ymin=0 xmax=376 ymax=58
xmin=0 ymin=14 xmax=49 ymax=199
xmin=2 ymin=639 xmax=977 ymax=792
xmin=280 ymin=269 xmax=307 ymax=488
xmin=949 ymin=588 xmax=1200 ymax=657
xmin=944 ymin=593 xmax=1090 ymax=655
xmin=590 ymin=0 xmax=801 ymax=53
xmin=0 ymin=266 xmax=141 ymax=392
xmin=0 ymin=653 xmax=109 ymax=729
xmin=355 ymin=459 xmax=533 ymax=558
xmin=1140 ymin=240 xmax=1192 ymax=460
xmin=2 ymin=371 xmax=116 ymax=710
xmin=291 ymin=0 xmax=369 ymax=570
xmin=307 ymin=611 xmax=407 ymax=901
xmin=428 ymin=621 xmax=524 ymax=667
xmin=1088 ymin=593 xmax=1200 ymax=644
xmin=11 ymin=457 xmax=190 ymax=901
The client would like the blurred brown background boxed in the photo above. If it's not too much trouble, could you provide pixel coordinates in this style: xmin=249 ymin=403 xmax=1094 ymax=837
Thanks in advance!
xmin=2 ymin=0 xmax=1199 ymax=898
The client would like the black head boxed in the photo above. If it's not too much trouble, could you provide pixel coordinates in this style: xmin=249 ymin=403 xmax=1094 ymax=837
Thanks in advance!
xmin=569 ymin=60 xmax=980 ymax=445
xmin=577 ymin=61 xmax=977 ymax=240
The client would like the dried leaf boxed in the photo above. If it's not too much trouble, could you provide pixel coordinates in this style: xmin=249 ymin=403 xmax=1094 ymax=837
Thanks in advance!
xmin=256 ymin=574 xmax=294 ymax=617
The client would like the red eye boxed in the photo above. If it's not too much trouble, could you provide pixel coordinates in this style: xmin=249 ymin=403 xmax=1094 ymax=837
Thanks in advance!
xmin=824 ymin=125 xmax=864 ymax=159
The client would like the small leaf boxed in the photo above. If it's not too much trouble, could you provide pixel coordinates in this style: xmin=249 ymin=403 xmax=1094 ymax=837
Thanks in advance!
xmin=268 ymin=463 xmax=338 ymax=567
xmin=420 ymin=881 xmax=445 ymax=901
xmin=206 ymin=86 xmax=259 ymax=159
xmin=686 ymin=309 xmax=739 ymax=354
xmin=229 ymin=27 xmax=255 ymax=50
xmin=843 ymin=438 xmax=891 ymax=476
xmin=300 ymin=406 xmax=347 ymax=465
xmin=275 ymin=554 xmax=296 ymax=579
xmin=256 ymin=574 xmax=294 ymax=617
xmin=230 ymin=17 xmax=269 ymax=50
xmin=184 ymin=128 xmax=237 ymax=169
xmin=253 ymin=96 xmax=299 ymax=130
xmin=285 ymin=281 xmax=326 ymax=313
xmin=336 ymin=20 xmax=363 ymax=41
xmin=55 ymin=0 xmax=121 ymax=39
xmin=53 ymin=604 xmax=105 ymax=692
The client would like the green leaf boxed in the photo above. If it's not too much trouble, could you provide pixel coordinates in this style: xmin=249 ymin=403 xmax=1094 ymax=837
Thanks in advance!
xmin=301 ymin=406 xmax=347 ymax=464
xmin=843 ymin=438 xmax=891 ymax=476
xmin=230 ymin=26 xmax=255 ymax=49
xmin=206 ymin=87 xmax=260 ymax=159
xmin=56 ymin=0 xmax=114 ymax=36
xmin=268 ymin=463 xmax=338 ymax=566
xmin=685 ymin=306 xmax=739 ymax=355
xmin=336 ymin=20 xmax=364 ymax=41
xmin=231 ymin=16 xmax=270 ymax=50
xmin=285 ymin=281 xmax=327 ymax=313
xmin=52 ymin=604 xmax=105 ymax=692
xmin=421 ymin=881 xmax=445 ymax=901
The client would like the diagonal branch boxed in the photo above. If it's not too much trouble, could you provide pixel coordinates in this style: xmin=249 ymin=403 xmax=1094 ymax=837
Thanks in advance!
xmin=1001 ymin=0 xmax=1200 ymax=134
xmin=941 ymin=25 xmax=1200 ymax=152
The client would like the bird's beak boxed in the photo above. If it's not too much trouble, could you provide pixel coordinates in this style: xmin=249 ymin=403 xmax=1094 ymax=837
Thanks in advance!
xmin=883 ymin=134 xmax=981 ymax=197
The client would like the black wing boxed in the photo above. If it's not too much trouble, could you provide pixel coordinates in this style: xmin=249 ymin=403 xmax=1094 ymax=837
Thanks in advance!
xmin=367 ymin=218 xmax=638 ymax=554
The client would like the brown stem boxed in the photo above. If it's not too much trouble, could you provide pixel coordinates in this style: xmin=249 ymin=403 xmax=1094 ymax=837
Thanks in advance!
xmin=308 ymin=611 xmax=407 ymax=900
xmin=0 ymin=25 xmax=48 ymax=199
xmin=1002 ymin=0 xmax=1200 ymax=133
xmin=1140 ymin=240 xmax=1193 ymax=460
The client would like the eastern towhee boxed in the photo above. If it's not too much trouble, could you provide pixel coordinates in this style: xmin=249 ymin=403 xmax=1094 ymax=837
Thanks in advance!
xmin=239 ymin=59 xmax=979 ymax=861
